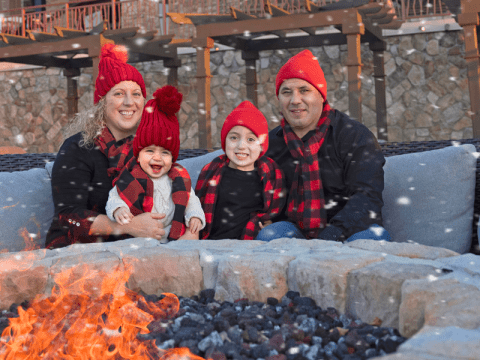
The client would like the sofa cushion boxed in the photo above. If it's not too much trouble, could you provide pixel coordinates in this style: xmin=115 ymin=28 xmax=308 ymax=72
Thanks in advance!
xmin=382 ymin=144 xmax=476 ymax=254
xmin=0 ymin=168 xmax=54 ymax=252
xmin=177 ymin=149 xmax=224 ymax=188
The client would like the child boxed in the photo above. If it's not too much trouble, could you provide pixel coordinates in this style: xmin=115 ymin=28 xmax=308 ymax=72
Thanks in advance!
xmin=106 ymin=85 xmax=205 ymax=242
xmin=195 ymin=101 xmax=286 ymax=240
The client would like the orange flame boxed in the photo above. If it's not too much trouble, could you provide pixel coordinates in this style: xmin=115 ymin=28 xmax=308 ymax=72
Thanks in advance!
xmin=0 ymin=264 xmax=206 ymax=360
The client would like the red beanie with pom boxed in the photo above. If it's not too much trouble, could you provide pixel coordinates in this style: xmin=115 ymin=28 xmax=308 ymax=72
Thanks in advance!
xmin=221 ymin=101 xmax=269 ymax=157
xmin=133 ymin=85 xmax=183 ymax=161
xmin=94 ymin=43 xmax=147 ymax=104
xmin=275 ymin=49 xmax=327 ymax=100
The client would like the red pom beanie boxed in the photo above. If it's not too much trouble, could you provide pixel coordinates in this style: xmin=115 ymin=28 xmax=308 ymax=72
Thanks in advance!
xmin=94 ymin=43 xmax=147 ymax=104
xmin=275 ymin=49 xmax=327 ymax=100
xmin=221 ymin=101 xmax=269 ymax=157
xmin=133 ymin=85 xmax=183 ymax=161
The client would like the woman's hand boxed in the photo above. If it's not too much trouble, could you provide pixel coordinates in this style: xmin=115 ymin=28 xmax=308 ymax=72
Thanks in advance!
xmin=123 ymin=212 xmax=166 ymax=240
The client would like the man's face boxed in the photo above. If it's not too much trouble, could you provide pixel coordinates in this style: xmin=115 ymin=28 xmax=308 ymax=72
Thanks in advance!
xmin=278 ymin=78 xmax=324 ymax=138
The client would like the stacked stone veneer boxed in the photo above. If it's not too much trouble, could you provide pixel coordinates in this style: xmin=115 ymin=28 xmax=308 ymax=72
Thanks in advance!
xmin=0 ymin=30 xmax=472 ymax=153
xmin=1 ymin=238 xmax=480 ymax=359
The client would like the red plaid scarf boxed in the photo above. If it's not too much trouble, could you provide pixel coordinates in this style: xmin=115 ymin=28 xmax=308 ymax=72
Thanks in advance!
xmin=195 ymin=155 xmax=286 ymax=240
xmin=95 ymin=127 xmax=135 ymax=179
xmin=96 ymin=127 xmax=191 ymax=240
xmin=281 ymin=103 xmax=331 ymax=239
xmin=113 ymin=158 xmax=191 ymax=240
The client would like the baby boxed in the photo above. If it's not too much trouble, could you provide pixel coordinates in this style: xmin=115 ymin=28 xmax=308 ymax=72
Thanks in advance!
xmin=195 ymin=101 xmax=286 ymax=240
xmin=106 ymin=86 xmax=205 ymax=241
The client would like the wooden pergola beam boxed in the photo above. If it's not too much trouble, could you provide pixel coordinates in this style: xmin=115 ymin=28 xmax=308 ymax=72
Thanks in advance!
xmin=458 ymin=8 xmax=480 ymax=137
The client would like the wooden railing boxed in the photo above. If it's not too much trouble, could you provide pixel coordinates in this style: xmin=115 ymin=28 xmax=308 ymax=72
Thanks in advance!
xmin=0 ymin=0 xmax=160 ymax=37
xmin=0 ymin=0 xmax=451 ymax=38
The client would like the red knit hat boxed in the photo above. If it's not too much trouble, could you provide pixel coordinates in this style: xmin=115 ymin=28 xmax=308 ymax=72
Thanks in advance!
xmin=94 ymin=43 xmax=147 ymax=104
xmin=275 ymin=49 xmax=327 ymax=100
xmin=133 ymin=86 xmax=183 ymax=161
xmin=221 ymin=101 xmax=269 ymax=157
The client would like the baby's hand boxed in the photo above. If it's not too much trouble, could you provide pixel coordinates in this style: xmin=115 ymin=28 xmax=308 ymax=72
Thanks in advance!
xmin=189 ymin=217 xmax=202 ymax=234
xmin=114 ymin=207 xmax=134 ymax=225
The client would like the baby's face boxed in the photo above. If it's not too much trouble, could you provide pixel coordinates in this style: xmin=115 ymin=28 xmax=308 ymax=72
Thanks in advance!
xmin=138 ymin=145 xmax=172 ymax=179
xmin=225 ymin=125 xmax=263 ymax=171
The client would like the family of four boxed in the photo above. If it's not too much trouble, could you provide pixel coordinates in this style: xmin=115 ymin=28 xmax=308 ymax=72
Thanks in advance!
xmin=45 ymin=44 xmax=391 ymax=249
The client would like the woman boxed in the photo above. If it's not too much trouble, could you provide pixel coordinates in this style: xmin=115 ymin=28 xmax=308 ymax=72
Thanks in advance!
xmin=46 ymin=44 xmax=165 ymax=249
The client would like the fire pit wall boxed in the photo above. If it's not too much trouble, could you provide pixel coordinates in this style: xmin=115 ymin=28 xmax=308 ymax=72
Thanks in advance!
xmin=1 ymin=238 xmax=480 ymax=359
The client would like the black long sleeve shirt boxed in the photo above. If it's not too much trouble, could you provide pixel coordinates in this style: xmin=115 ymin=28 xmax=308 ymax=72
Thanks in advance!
xmin=46 ymin=132 xmax=128 ymax=248
xmin=265 ymin=109 xmax=386 ymax=241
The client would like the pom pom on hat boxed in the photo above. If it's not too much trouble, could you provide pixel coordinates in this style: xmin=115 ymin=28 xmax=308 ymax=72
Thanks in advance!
xmin=275 ymin=49 xmax=327 ymax=101
xmin=221 ymin=101 xmax=269 ymax=158
xmin=100 ymin=43 xmax=128 ymax=63
xmin=133 ymin=86 xmax=183 ymax=161
xmin=94 ymin=43 xmax=146 ymax=104
xmin=153 ymin=85 xmax=182 ymax=116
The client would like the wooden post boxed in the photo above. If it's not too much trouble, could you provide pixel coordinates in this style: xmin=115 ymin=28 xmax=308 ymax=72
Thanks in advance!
xmin=164 ymin=58 xmax=181 ymax=88
xmin=111 ymin=0 xmax=116 ymax=30
xmin=370 ymin=40 xmax=388 ymax=141
xmin=242 ymin=51 xmax=259 ymax=107
xmin=192 ymin=37 xmax=214 ymax=150
xmin=89 ymin=41 xmax=102 ymax=86
xmin=458 ymin=12 xmax=480 ymax=137
xmin=63 ymin=68 xmax=80 ymax=120
xmin=343 ymin=13 xmax=364 ymax=123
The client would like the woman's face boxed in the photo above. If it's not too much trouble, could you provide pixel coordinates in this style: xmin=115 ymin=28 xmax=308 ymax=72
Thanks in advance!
xmin=104 ymin=81 xmax=144 ymax=141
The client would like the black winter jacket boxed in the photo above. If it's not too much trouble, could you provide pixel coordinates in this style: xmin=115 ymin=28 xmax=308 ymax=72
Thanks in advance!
xmin=265 ymin=109 xmax=386 ymax=241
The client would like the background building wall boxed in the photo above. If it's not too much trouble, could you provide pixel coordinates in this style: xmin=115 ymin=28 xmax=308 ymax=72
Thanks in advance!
xmin=0 ymin=29 xmax=472 ymax=153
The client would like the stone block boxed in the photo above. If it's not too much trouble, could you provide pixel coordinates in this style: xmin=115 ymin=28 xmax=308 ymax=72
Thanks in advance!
xmin=215 ymin=253 xmax=295 ymax=303
xmin=396 ymin=326 xmax=480 ymax=359
xmin=346 ymin=240 xmax=458 ymax=260
xmin=426 ymin=40 xmax=439 ymax=56
xmin=399 ymin=277 xmax=480 ymax=337
xmin=288 ymin=249 xmax=385 ymax=313
xmin=407 ymin=65 xmax=425 ymax=86
xmin=122 ymin=246 xmax=203 ymax=298
xmin=0 ymin=250 xmax=51 ymax=310
xmin=346 ymin=262 xmax=442 ymax=329
xmin=223 ymin=51 xmax=235 ymax=67
xmin=48 ymin=250 xmax=124 ymax=298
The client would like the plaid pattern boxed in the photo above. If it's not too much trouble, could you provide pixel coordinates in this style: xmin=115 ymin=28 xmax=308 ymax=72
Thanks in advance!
xmin=282 ymin=103 xmax=331 ymax=239
xmin=195 ymin=155 xmax=286 ymax=240
xmin=113 ymin=158 xmax=192 ymax=241
xmin=95 ymin=126 xmax=135 ymax=179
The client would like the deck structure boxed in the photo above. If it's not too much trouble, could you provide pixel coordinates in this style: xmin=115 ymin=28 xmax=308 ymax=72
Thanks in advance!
xmin=168 ymin=0 xmax=404 ymax=147
xmin=453 ymin=0 xmax=480 ymax=137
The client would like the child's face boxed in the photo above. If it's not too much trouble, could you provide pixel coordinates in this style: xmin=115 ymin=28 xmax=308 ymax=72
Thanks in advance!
xmin=138 ymin=145 xmax=172 ymax=179
xmin=225 ymin=125 xmax=262 ymax=171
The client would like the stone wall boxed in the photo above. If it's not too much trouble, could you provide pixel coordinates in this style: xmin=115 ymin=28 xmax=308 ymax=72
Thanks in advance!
xmin=0 ymin=29 xmax=472 ymax=153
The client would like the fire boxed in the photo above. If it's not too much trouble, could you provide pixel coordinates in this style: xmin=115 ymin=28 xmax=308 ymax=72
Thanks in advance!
xmin=0 ymin=264 xmax=206 ymax=360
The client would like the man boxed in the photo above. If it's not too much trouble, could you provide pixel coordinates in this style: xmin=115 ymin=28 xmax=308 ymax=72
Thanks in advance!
xmin=258 ymin=49 xmax=391 ymax=242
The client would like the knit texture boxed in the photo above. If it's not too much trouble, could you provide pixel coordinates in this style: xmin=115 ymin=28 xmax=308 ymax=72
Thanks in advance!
xmin=281 ymin=103 xmax=332 ymax=239
xmin=220 ymin=101 xmax=269 ymax=157
xmin=275 ymin=49 xmax=327 ymax=100
xmin=94 ymin=43 xmax=146 ymax=104
xmin=133 ymin=85 xmax=182 ymax=161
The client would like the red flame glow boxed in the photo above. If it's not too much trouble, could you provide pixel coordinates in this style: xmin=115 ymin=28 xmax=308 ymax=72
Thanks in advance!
xmin=0 ymin=264 xmax=206 ymax=360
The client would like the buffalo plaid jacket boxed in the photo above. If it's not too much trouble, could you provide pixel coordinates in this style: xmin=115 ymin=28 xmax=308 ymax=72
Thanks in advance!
xmin=195 ymin=155 xmax=286 ymax=240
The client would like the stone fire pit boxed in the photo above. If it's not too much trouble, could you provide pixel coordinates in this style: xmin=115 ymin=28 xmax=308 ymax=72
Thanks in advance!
xmin=1 ymin=238 xmax=480 ymax=359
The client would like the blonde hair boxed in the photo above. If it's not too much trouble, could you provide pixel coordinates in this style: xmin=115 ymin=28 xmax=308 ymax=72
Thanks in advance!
xmin=63 ymin=99 xmax=106 ymax=148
